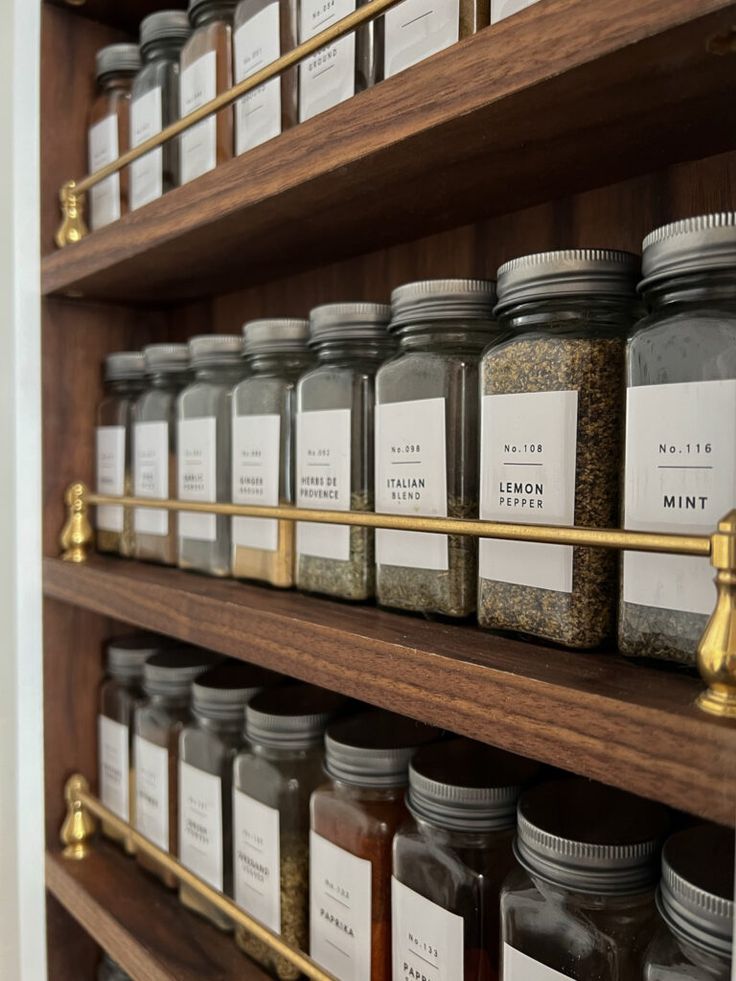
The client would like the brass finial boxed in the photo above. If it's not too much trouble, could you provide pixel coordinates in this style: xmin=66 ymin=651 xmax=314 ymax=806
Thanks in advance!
xmin=55 ymin=180 xmax=88 ymax=249
xmin=60 ymin=775 xmax=95 ymax=860
xmin=697 ymin=509 xmax=736 ymax=718
xmin=60 ymin=482 xmax=93 ymax=563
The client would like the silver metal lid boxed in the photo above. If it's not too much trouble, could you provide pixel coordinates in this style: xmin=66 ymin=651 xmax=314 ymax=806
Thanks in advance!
xmin=192 ymin=662 xmax=279 ymax=721
xmin=107 ymin=634 xmax=164 ymax=680
xmin=408 ymin=738 xmax=540 ymax=832
xmin=140 ymin=11 xmax=192 ymax=52
xmin=188 ymin=334 xmax=243 ymax=367
xmin=188 ymin=0 xmax=237 ymax=25
xmin=143 ymin=648 xmax=221 ymax=698
xmin=391 ymin=279 xmax=497 ymax=329
xmin=246 ymin=683 xmax=346 ymax=749
xmin=243 ymin=319 xmax=310 ymax=357
xmin=641 ymin=213 xmax=736 ymax=288
xmin=95 ymin=44 xmax=142 ymax=81
xmin=325 ymin=710 xmax=440 ymax=788
xmin=143 ymin=343 xmax=189 ymax=373
xmin=495 ymin=250 xmax=639 ymax=314
xmin=104 ymin=351 xmax=145 ymax=382
xmin=515 ymin=778 xmax=669 ymax=895
xmin=658 ymin=825 xmax=734 ymax=958
xmin=309 ymin=303 xmax=392 ymax=345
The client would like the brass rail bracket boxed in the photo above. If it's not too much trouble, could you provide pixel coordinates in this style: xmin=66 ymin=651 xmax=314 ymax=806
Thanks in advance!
xmin=55 ymin=181 xmax=88 ymax=249
xmin=697 ymin=510 xmax=736 ymax=718
xmin=60 ymin=775 xmax=96 ymax=860
xmin=60 ymin=482 xmax=93 ymax=562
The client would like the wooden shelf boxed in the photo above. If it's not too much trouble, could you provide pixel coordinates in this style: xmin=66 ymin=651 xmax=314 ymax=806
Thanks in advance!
xmin=41 ymin=0 xmax=736 ymax=303
xmin=44 ymin=555 xmax=736 ymax=826
xmin=45 ymin=842 xmax=269 ymax=981
xmin=45 ymin=0 xmax=187 ymax=34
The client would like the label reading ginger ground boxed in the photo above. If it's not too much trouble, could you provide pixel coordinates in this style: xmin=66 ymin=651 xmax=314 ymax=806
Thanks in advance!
xmin=232 ymin=413 xmax=280 ymax=551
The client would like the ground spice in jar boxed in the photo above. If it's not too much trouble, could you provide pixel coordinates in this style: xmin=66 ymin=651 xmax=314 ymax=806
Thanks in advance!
xmin=296 ymin=490 xmax=374 ymax=599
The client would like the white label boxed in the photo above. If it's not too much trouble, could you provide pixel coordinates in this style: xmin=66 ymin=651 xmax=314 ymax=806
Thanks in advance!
xmin=235 ymin=6 xmax=282 ymax=154
xmin=296 ymin=409 xmax=351 ymax=561
xmin=180 ymin=51 xmax=217 ymax=184
xmin=490 ymin=0 xmax=540 ymax=23
xmin=88 ymin=114 xmax=120 ymax=230
xmin=98 ymin=715 xmax=129 ymax=821
xmin=178 ymin=417 xmax=217 ymax=542
xmin=299 ymin=0 xmax=356 ymax=122
xmin=134 ymin=421 xmax=169 ymax=537
xmin=385 ymin=0 xmax=459 ymax=78
xmin=134 ymin=735 xmax=169 ymax=850
xmin=233 ymin=789 xmax=281 ymax=932
xmin=392 ymin=878 xmax=464 ymax=981
xmin=232 ymin=414 xmax=280 ymax=551
xmin=179 ymin=761 xmax=223 ymax=891
xmin=503 ymin=945 xmax=569 ymax=979
xmin=130 ymin=87 xmax=163 ymax=210
xmin=479 ymin=390 xmax=578 ymax=592
xmin=375 ymin=397 xmax=448 ymax=570
xmin=96 ymin=425 xmax=125 ymax=532
xmin=309 ymin=831 xmax=372 ymax=981
xmin=623 ymin=380 xmax=736 ymax=615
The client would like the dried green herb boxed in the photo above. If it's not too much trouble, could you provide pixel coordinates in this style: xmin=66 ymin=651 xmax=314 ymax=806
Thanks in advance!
xmin=618 ymin=603 xmax=704 ymax=667
xmin=296 ymin=491 xmax=374 ymax=600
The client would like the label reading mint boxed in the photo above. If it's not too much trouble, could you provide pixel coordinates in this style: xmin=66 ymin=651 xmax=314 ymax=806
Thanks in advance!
xmin=392 ymin=878 xmax=463 ymax=981
xmin=179 ymin=761 xmax=223 ymax=890
xmin=234 ymin=5 xmax=282 ymax=154
xmin=180 ymin=51 xmax=217 ymax=184
xmin=232 ymin=413 xmax=280 ymax=551
xmin=130 ymin=86 xmax=163 ymax=210
xmin=178 ymin=417 xmax=217 ymax=542
xmin=134 ymin=421 xmax=169 ymax=537
xmin=96 ymin=425 xmax=125 ymax=532
xmin=384 ymin=0 xmax=459 ymax=78
xmin=375 ymin=397 xmax=448 ymax=571
xmin=296 ymin=408 xmax=351 ymax=561
xmin=88 ymin=114 xmax=120 ymax=229
xmin=134 ymin=735 xmax=169 ymax=850
xmin=623 ymin=379 xmax=736 ymax=615
xmin=479 ymin=390 xmax=578 ymax=592
xmin=98 ymin=715 xmax=129 ymax=821
xmin=503 ymin=944 xmax=569 ymax=979
xmin=233 ymin=789 xmax=281 ymax=932
xmin=299 ymin=0 xmax=356 ymax=122
xmin=310 ymin=831 xmax=372 ymax=981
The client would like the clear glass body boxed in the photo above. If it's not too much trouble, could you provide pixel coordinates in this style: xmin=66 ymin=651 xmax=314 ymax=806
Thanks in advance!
xmin=96 ymin=376 xmax=143 ymax=556
xmin=99 ymin=673 xmax=145 ymax=852
xmin=179 ymin=714 xmax=243 ymax=929
xmin=133 ymin=367 xmax=189 ymax=565
xmin=644 ymin=924 xmax=732 ymax=980
xmin=375 ymin=322 xmax=492 ymax=617
xmin=134 ymin=692 xmax=191 ymax=886
xmin=311 ymin=779 xmax=409 ymax=981
xmin=178 ymin=361 xmax=244 ymax=576
xmin=180 ymin=9 xmax=234 ymax=169
xmin=620 ymin=275 xmax=736 ymax=665
xmin=233 ymin=738 xmax=325 ymax=977
xmin=131 ymin=42 xmax=183 ymax=196
xmin=501 ymin=864 xmax=659 ymax=979
xmin=480 ymin=299 xmax=631 ymax=648
xmin=393 ymin=816 xmax=516 ymax=980
xmin=232 ymin=350 xmax=312 ymax=587
xmin=296 ymin=338 xmax=392 ymax=600
xmin=88 ymin=74 xmax=134 ymax=229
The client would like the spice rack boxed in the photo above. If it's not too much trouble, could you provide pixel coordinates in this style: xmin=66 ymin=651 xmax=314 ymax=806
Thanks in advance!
xmin=39 ymin=0 xmax=736 ymax=977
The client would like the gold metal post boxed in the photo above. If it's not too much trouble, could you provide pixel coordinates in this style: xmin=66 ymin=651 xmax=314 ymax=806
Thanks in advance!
xmin=697 ymin=510 xmax=736 ymax=718
xmin=55 ymin=181 xmax=88 ymax=249
xmin=60 ymin=482 xmax=93 ymax=562
xmin=60 ymin=775 xmax=96 ymax=860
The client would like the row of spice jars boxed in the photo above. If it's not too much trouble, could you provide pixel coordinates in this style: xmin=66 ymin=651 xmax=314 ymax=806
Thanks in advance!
xmin=97 ymin=635 xmax=734 ymax=980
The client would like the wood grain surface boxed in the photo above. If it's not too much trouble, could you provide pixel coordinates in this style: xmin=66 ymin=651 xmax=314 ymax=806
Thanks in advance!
xmin=45 ymin=0 xmax=186 ymax=34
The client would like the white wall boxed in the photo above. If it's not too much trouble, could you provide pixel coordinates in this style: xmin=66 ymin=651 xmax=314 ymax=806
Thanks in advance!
xmin=0 ymin=0 xmax=46 ymax=977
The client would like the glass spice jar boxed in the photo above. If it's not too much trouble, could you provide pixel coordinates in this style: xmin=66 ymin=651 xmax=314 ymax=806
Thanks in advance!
xmin=179 ymin=660 xmax=279 ymax=929
xmin=375 ymin=280 xmax=497 ymax=618
xmin=295 ymin=303 xmax=394 ymax=601
xmin=130 ymin=11 xmax=191 ymax=210
xmin=501 ymin=777 xmax=669 ymax=980
xmin=310 ymin=710 xmax=439 ymax=981
xmin=178 ymin=334 xmax=244 ymax=577
xmin=490 ymin=0 xmax=539 ymax=23
xmin=179 ymin=0 xmax=236 ymax=185
xmin=232 ymin=319 xmax=312 ymax=587
xmin=88 ymin=44 xmax=141 ymax=231
xmin=479 ymin=251 xmax=638 ymax=648
xmin=620 ymin=213 xmax=736 ymax=666
xmin=133 ymin=344 xmax=190 ymax=566
xmin=133 ymin=647 xmax=221 ymax=887
xmin=233 ymin=0 xmax=298 ymax=154
xmin=96 ymin=351 xmax=146 ymax=557
xmin=232 ymin=683 xmax=347 ymax=978
xmin=384 ymin=0 xmax=488 ymax=79
xmin=644 ymin=824 xmax=733 ymax=981
xmin=392 ymin=738 xmax=539 ymax=981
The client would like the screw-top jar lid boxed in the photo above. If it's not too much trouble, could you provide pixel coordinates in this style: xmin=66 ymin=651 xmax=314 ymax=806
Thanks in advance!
xmin=408 ymin=738 xmax=540 ymax=832
xmin=640 ymin=213 xmax=736 ymax=289
xmin=143 ymin=343 xmax=189 ymax=373
xmin=140 ymin=11 xmax=192 ymax=53
xmin=192 ymin=661 xmax=280 ymax=721
xmin=495 ymin=250 xmax=640 ymax=315
xmin=243 ymin=319 xmax=310 ymax=357
xmin=515 ymin=778 xmax=669 ymax=895
xmin=657 ymin=824 xmax=734 ymax=958
xmin=188 ymin=0 xmax=237 ymax=26
xmin=325 ymin=710 xmax=440 ymax=788
xmin=246 ymin=683 xmax=347 ymax=749
xmin=95 ymin=44 xmax=142 ymax=82
xmin=390 ymin=279 xmax=497 ymax=330
xmin=188 ymin=334 xmax=243 ymax=367
xmin=143 ymin=648 xmax=222 ymax=698
xmin=107 ymin=634 xmax=166 ymax=680
xmin=309 ymin=303 xmax=392 ymax=345
xmin=104 ymin=351 xmax=145 ymax=382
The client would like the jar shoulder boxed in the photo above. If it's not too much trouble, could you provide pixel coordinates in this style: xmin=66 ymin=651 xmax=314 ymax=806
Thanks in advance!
xmin=233 ymin=374 xmax=294 ymax=413
xmin=311 ymin=785 xmax=406 ymax=841
xmin=132 ymin=60 xmax=178 ymax=97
